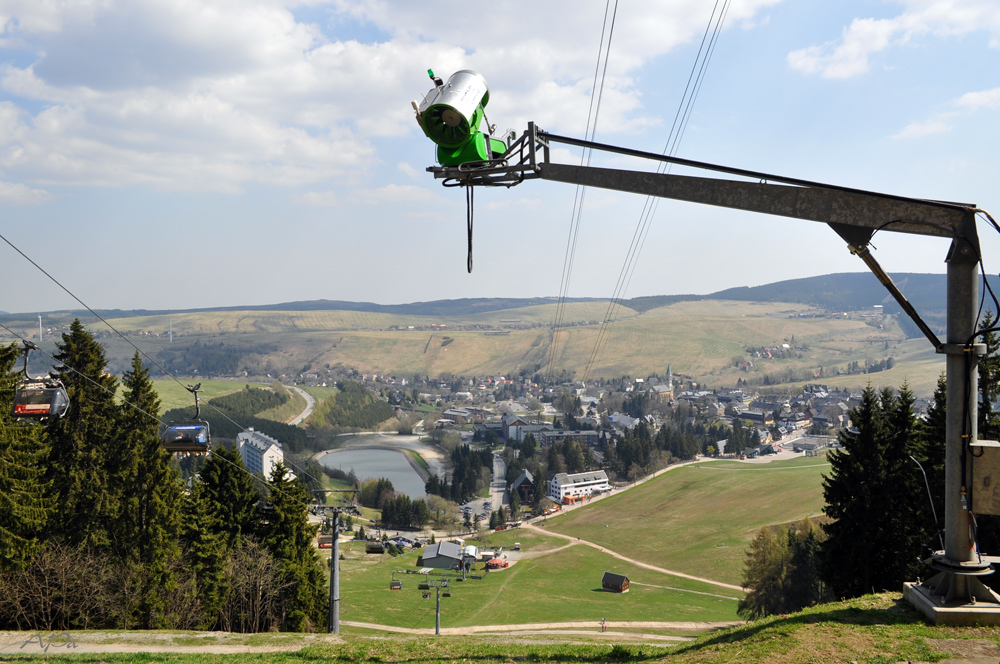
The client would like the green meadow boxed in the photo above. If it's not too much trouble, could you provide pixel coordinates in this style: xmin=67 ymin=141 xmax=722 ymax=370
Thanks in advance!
xmin=546 ymin=456 xmax=831 ymax=587
xmin=337 ymin=529 xmax=741 ymax=630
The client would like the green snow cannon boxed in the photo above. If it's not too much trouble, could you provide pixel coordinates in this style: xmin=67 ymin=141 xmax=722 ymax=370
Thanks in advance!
xmin=413 ymin=69 xmax=508 ymax=167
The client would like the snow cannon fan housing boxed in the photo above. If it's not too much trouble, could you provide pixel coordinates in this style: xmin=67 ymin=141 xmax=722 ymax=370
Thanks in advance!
xmin=415 ymin=69 xmax=508 ymax=167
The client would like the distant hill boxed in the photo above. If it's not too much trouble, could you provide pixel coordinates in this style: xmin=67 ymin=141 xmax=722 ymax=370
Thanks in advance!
xmin=5 ymin=272 xmax=988 ymax=342
xmin=621 ymin=272 xmax=964 ymax=339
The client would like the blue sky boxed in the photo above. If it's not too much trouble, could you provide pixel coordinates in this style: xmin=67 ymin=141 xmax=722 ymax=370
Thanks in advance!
xmin=0 ymin=0 xmax=998 ymax=314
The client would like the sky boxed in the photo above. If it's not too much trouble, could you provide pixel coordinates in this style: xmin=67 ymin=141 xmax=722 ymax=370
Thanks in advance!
xmin=0 ymin=0 xmax=999 ymax=314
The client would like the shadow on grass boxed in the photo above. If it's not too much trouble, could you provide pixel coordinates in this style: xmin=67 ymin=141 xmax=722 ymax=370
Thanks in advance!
xmin=670 ymin=594 xmax=928 ymax=657
xmin=0 ymin=642 xmax=670 ymax=664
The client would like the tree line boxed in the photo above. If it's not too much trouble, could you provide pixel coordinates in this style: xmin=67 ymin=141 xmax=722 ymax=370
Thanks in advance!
xmin=738 ymin=314 xmax=1000 ymax=618
xmin=424 ymin=445 xmax=493 ymax=504
xmin=0 ymin=320 xmax=327 ymax=631
xmin=307 ymin=380 xmax=395 ymax=431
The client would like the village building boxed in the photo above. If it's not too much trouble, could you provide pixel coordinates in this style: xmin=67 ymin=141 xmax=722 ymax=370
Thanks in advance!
xmin=237 ymin=428 xmax=285 ymax=479
xmin=510 ymin=469 xmax=536 ymax=503
xmin=548 ymin=469 xmax=610 ymax=503
xmin=538 ymin=429 xmax=600 ymax=447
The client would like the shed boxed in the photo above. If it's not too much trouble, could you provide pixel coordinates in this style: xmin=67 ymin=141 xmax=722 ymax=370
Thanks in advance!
xmin=417 ymin=541 xmax=464 ymax=570
xmin=602 ymin=571 xmax=630 ymax=593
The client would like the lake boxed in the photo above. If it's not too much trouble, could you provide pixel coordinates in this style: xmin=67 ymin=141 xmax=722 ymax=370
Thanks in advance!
xmin=318 ymin=447 xmax=427 ymax=498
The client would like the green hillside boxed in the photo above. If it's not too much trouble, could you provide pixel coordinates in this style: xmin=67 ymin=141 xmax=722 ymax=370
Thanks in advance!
xmin=339 ymin=529 xmax=741 ymax=629
xmin=546 ymin=456 xmax=830 ymax=587
xmin=0 ymin=272 xmax=958 ymax=396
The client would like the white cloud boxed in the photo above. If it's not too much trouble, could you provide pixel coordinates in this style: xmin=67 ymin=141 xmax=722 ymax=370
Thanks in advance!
xmin=894 ymin=85 xmax=1000 ymax=139
xmin=788 ymin=1 xmax=1000 ymax=79
xmin=0 ymin=179 xmax=49 ymax=203
xmin=956 ymin=87 xmax=1000 ymax=110
xmin=396 ymin=161 xmax=422 ymax=180
xmin=0 ymin=0 xmax=783 ymax=193
xmin=893 ymin=119 xmax=952 ymax=139
xmin=294 ymin=190 xmax=339 ymax=206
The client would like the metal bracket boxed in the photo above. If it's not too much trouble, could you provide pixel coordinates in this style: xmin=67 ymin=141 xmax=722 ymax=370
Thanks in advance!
xmin=939 ymin=343 xmax=988 ymax=356
xmin=427 ymin=122 xmax=546 ymax=187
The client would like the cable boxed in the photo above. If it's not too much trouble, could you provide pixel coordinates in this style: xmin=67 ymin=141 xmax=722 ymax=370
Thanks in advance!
xmin=0 ymin=231 xmax=329 ymax=494
xmin=545 ymin=0 xmax=619 ymax=384
xmin=0 ymin=320 xmax=163 ymax=427
xmin=585 ymin=0 xmax=730 ymax=382
xmin=581 ymin=0 xmax=731 ymax=382
xmin=0 ymin=321 xmax=331 ymax=511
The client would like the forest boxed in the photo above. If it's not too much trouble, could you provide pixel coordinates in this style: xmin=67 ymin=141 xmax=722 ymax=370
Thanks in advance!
xmin=0 ymin=320 xmax=327 ymax=631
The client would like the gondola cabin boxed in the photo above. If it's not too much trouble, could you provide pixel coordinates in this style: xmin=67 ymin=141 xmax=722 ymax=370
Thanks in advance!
xmin=161 ymin=419 xmax=211 ymax=454
xmin=11 ymin=380 xmax=69 ymax=420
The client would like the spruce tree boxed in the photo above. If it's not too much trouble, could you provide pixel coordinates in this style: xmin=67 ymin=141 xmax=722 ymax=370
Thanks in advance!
xmin=115 ymin=352 xmax=183 ymax=628
xmin=821 ymin=386 xmax=930 ymax=597
xmin=199 ymin=445 xmax=260 ymax=548
xmin=261 ymin=463 xmax=326 ymax=631
xmin=0 ymin=343 xmax=54 ymax=569
xmin=821 ymin=386 xmax=887 ymax=597
xmin=180 ymin=481 xmax=226 ymax=628
xmin=45 ymin=319 xmax=119 ymax=550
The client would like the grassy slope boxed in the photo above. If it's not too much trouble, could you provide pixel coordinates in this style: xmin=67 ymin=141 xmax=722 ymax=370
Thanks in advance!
xmin=89 ymin=299 xmax=945 ymax=395
xmin=255 ymin=383 xmax=306 ymax=422
xmin=546 ymin=456 xmax=830 ymax=586
xmin=150 ymin=379 xmax=248 ymax=411
xmin=338 ymin=529 xmax=741 ymax=629
xmin=13 ymin=593 xmax=1000 ymax=663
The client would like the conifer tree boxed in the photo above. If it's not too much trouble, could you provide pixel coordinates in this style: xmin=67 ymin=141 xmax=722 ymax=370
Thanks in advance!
xmin=916 ymin=374 xmax=947 ymax=518
xmin=45 ymin=319 xmax=119 ymax=550
xmin=114 ymin=352 xmax=183 ymax=627
xmin=0 ymin=344 xmax=54 ymax=570
xmin=199 ymin=445 xmax=260 ymax=548
xmin=180 ymin=481 xmax=226 ymax=628
xmin=821 ymin=386 xmax=930 ymax=597
xmin=261 ymin=463 xmax=326 ymax=631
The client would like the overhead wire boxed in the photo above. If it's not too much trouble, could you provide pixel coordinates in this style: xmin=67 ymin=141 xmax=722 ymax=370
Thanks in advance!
xmin=582 ymin=0 xmax=732 ymax=383
xmin=545 ymin=0 xmax=619 ymax=384
xmin=0 ymin=231 xmax=329 ymax=496
xmin=0 ymin=319 xmax=338 ymax=512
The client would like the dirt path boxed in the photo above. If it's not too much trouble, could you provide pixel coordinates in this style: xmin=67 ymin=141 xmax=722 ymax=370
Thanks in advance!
xmin=522 ymin=522 xmax=745 ymax=593
xmin=341 ymin=619 xmax=742 ymax=636
xmin=0 ymin=631 xmax=341 ymax=655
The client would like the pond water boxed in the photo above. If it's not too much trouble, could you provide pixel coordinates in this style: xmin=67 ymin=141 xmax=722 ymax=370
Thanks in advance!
xmin=318 ymin=448 xmax=426 ymax=498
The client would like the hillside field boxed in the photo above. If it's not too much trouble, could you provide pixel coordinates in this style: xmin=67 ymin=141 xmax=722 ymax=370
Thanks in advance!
xmin=5 ymin=297 xmax=947 ymax=397
xmin=545 ymin=456 xmax=831 ymax=587
xmin=338 ymin=528 xmax=742 ymax=629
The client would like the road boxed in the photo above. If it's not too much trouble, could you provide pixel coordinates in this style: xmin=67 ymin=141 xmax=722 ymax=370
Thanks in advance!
xmin=491 ymin=453 xmax=509 ymax=509
xmin=286 ymin=385 xmax=316 ymax=425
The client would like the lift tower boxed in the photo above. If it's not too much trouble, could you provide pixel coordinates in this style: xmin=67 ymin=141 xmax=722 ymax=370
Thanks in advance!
xmin=425 ymin=119 xmax=999 ymax=624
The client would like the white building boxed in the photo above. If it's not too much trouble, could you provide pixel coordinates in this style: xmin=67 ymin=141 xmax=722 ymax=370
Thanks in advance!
xmin=548 ymin=470 xmax=610 ymax=502
xmin=237 ymin=428 xmax=285 ymax=479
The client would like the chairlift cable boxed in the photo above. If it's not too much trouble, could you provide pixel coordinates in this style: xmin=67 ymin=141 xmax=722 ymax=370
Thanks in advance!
xmin=582 ymin=0 xmax=727 ymax=381
xmin=582 ymin=0 xmax=731 ymax=383
xmin=0 ymin=232 xmax=329 ymax=492
xmin=546 ymin=0 xmax=620 ymax=384
xmin=587 ymin=0 xmax=732 ymax=381
xmin=0 ymin=321 xmax=330 ymax=511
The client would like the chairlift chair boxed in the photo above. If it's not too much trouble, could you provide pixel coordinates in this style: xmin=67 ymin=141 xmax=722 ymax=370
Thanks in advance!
xmin=161 ymin=384 xmax=210 ymax=454
xmin=390 ymin=572 xmax=402 ymax=590
xmin=10 ymin=341 xmax=69 ymax=421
